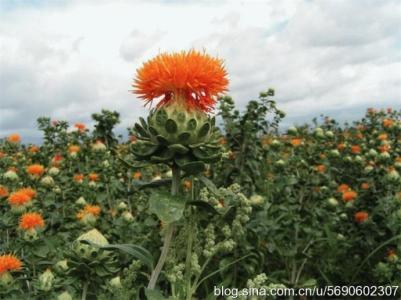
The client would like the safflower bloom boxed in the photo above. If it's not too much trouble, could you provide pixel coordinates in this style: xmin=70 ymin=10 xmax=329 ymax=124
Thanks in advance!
xmin=361 ymin=183 xmax=370 ymax=190
xmin=26 ymin=164 xmax=45 ymax=177
xmin=8 ymin=191 xmax=32 ymax=206
xmin=0 ymin=254 xmax=22 ymax=274
xmin=88 ymin=173 xmax=99 ymax=182
xmin=337 ymin=184 xmax=350 ymax=193
xmin=28 ymin=145 xmax=40 ymax=153
xmin=74 ymin=123 xmax=86 ymax=132
xmin=315 ymin=165 xmax=326 ymax=173
xmin=19 ymin=188 xmax=37 ymax=199
xmin=68 ymin=145 xmax=80 ymax=154
xmin=19 ymin=212 xmax=45 ymax=230
xmin=76 ymin=204 xmax=101 ymax=220
xmin=132 ymin=171 xmax=142 ymax=180
xmin=354 ymin=211 xmax=369 ymax=223
xmin=350 ymin=145 xmax=361 ymax=154
xmin=0 ymin=186 xmax=9 ymax=198
xmin=7 ymin=134 xmax=21 ymax=143
xmin=73 ymin=174 xmax=84 ymax=183
xmin=342 ymin=190 xmax=357 ymax=202
xmin=290 ymin=138 xmax=303 ymax=147
xmin=383 ymin=118 xmax=394 ymax=128
xmin=133 ymin=50 xmax=228 ymax=112
xmin=337 ymin=143 xmax=346 ymax=151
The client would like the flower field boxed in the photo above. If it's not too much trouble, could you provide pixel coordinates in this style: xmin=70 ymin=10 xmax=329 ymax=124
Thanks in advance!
xmin=0 ymin=51 xmax=400 ymax=299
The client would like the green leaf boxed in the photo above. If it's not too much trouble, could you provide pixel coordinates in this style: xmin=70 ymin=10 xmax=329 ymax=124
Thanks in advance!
xmin=145 ymin=288 xmax=167 ymax=300
xmin=80 ymin=240 xmax=154 ymax=269
xmin=187 ymin=201 xmax=218 ymax=214
xmin=149 ymin=191 xmax=185 ymax=224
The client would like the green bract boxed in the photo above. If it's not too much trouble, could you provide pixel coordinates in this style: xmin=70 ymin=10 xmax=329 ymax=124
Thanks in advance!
xmin=131 ymin=103 xmax=222 ymax=174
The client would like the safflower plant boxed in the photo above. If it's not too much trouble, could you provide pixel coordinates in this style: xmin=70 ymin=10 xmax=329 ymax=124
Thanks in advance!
xmin=0 ymin=50 xmax=400 ymax=299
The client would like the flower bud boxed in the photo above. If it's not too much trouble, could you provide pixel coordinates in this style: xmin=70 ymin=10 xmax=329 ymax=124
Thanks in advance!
xmin=39 ymin=269 xmax=55 ymax=291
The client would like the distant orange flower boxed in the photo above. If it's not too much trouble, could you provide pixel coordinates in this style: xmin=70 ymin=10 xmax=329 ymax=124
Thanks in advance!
xmin=354 ymin=211 xmax=369 ymax=223
xmin=183 ymin=179 xmax=192 ymax=190
xmin=74 ymin=123 xmax=86 ymax=132
xmin=355 ymin=132 xmax=364 ymax=139
xmin=88 ymin=173 xmax=99 ymax=182
xmin=383 ymin=119 xmax=394 ymax=128
xmin=8 ymin=191 xmax=32 ymax=206
xmin=19 ymin=212 xmax=45 ymax=230
xmin=68 ymin=145 xmax=80 ymax=154
xmin=7 ymin=134 xmax=21 ymax=143
xmin=315 ymin=165 xmax=326 ymax=173
xmin=387 ymin=108 xmax=392 ymax=114
xmin=84 ymin=204 xmax=101 ymax=216
xmin=290 ymin=138 xmax=303 ymax=147
xmin=361 ymin=183 xmax=370 ymax=190
xmin=129 ymin=135 xmax=137 ymax=144
xmin=337 ymin=143 xmax=346 ymax=151
xmin=133 ymin=50 xmax=229 ymax=112
xmin=51 ymin=154 xmax=63 ymax=166
xmin=26 ymin=164 xmax=44 ymax=176
xmin=132 ymin=171 xmax=142 ymax=180
xmin=378 ymin=133 xmax=388 ymax=141
xmin=219 ymin=137 xmax=227 ymax=145
xmin=19 ymin=188 xmax=37 ymax=199
xmin=342 ymin=190 xmax=357 ymax=202
xmin=0 ymin=254 xmax=22 ymax=274
xmin=378 ymin=144 xmax=391 ymax=153
xmin=337 ymin=184 xmax=350 ymax=193
xmin=74 ymin=174 xmax=84 ymax=183
xmin=28 ymin=145 xmax=40 ymax=153
xmin=77 ymin=204 xmax=101 ymax=220
xmin=350 ymin=145 xmax=361 ymax=154
xmin=0 ymin=186 xmax=9 ymax=198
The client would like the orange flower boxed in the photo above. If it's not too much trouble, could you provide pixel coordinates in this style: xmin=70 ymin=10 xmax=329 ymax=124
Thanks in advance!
xmin=8 ymin=191 xmax=32 ymax=206
xmin=133 ymin=171 xmax=142 ymax=180
xmin=133 ymin=50 xmax=229 ymax=112
xmin=74 ymin=123 xmax=86 ymax=132
xmin=18 ymin=188 xmax=37 ymax=199
xmin=290 ymin=138 xmax=303 ymax=147
xmin=378 ymin=133 xmax=388 ymax=141
xmin=337 ymin=184 xmax=350 ymax=193
xmin=0 ymin=186 xmax=9 ymax=198
xmin=88 ymin=173 xmax=99 ymax=182
xmin=337 ymin=143 xmax=346 ymax=151
xmin=84 ymin=204 xmax=101 ymax=216
xmin=378 ymin=144 xmax=391 ymax=153
xmin=355 ymin=132 xmax=364 ymax=139
xmin=77 ymin=204 xmax=101 ymax=220
xmin=19 ymin=212 xmax=45 ymax=230
xmin=383 ymin=118 xmax=394 ymax=128
xmin=51 ymin=154 xmax=63 ymax=166
xmin=361 ymin=183 xmax=369 ymax=190
xmin=354 ymin=211 xmax=369 ymax=223
xmin=183 ymin=179 xmax=192 ymax=191
xmin=74 ymin=174 xmax=84 ymax=182
xmin=7 ymin=134 xmax=21 ymax=143
xmin=28 ymin=145 xmax=40 ymax=153
xmin=350 ymin=145 xmax=361 ymax=154
xmin=129 ymin=135 xmax=137 ymax=144
xmin=342 ymin=190 xmax=357 ymax=202
xmin=315 ymin=165 xmax=326 ymax=173
xmin=68 ymin=145 xmax=80 ymax=154
xmin=0 ymin=254 xmax=22 ymax=274
xmin=26 ymin=164 xmax=44 ymax=176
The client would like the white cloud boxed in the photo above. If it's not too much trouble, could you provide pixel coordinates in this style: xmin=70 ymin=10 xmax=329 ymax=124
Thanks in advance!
xmin=0 ymin=0 xmax=400 ymax=142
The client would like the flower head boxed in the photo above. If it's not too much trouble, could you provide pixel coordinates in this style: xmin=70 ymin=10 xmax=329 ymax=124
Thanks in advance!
xmin=8 ymin=191 xmax=32 ymax=206
xmin=133 ymin=50 xmax=229 ymax=112
xmin=0 ymin=186 xmax=9 ymax=198
xmin=26 ymin=164 xmax=45 ymax=177
xmin=7 ymin=134 xmax=21 ymax=143
xmin=0 ymin=254 xmax=22 ymax=274
xmin=342 ymin=190 xmax=357 ymax=202
xmin=19 ymin=212 xmax=45 ymax=230
xmin=19 ymin=188 xmax=37 ymax=199
xmin=354 ymin=211 xmax=369 ymax=223
xmin=74 ymin=123 xmax=86 ymax=132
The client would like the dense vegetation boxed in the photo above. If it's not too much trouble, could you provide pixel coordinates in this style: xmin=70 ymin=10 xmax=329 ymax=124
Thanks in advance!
xmin=0 ymin=92 xmax=400 ymax=299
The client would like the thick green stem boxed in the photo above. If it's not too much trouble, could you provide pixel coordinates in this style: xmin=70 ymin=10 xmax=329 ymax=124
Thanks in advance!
xmin=81 ymin=281 xmax=88 ymax=300
xmin=185 ymin=178 xmax=195 ymax=300
xmin=147 ymin=164 xmax=180 ymax=289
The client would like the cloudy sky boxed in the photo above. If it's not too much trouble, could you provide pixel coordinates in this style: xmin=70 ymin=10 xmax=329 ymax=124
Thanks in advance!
xmin=0 ymin=0 xmax=400 ymax=142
